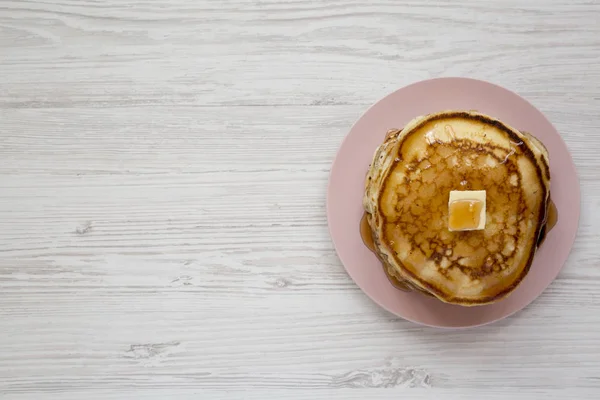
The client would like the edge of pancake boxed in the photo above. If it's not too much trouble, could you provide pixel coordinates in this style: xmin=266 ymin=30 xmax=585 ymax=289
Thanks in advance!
xmin=364 ymin=110 xmax=550 ymax=306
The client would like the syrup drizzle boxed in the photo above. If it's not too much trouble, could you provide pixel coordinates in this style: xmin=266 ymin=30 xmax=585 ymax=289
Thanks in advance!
xmin=360 ymin=213 xmax=414 ymax=292
xmin=361 ymin=198 xmax=558 ymax=291
xmin=538 ymin=199 xmax=558 ymax=246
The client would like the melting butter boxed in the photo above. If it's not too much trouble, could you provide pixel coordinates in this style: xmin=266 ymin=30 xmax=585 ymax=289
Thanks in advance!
xmin=448 ymin=190 xmax=486 ymax=231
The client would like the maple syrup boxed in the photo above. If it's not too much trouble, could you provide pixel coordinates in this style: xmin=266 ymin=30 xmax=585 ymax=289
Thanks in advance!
xmin=360 ymin=213 xmax=412 ymax=291
xmin=360 ymin=213 xmax=376 ymax=252
xmin=361 ymin=201 xmax=558 ymax=289
xmin=547 ymin=199 xmax=558 ymax=231
xmin=538 ymin=199 xmax=558 ymax=246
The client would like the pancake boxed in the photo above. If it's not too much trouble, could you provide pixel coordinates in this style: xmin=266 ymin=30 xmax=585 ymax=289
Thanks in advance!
xmin=363 ymin=110 xmax=551 ymax=306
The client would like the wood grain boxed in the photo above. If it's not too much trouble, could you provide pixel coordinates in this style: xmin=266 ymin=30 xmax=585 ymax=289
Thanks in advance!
xmin=1 ymin=0 xmax=600 ymax=398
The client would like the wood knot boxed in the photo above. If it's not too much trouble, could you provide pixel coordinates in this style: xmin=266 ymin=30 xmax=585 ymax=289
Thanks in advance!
xmin=272 ymin=277 xmax=290 ymax=288
xmin=74 ymin=221 xmax=92 ymax=235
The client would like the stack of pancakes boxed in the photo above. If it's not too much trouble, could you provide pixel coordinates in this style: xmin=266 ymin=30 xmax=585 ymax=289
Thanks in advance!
xmin=363 ymin=111 xmax=551 ymax=306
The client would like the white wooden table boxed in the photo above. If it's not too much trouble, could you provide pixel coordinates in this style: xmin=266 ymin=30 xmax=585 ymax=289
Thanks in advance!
xmin=1 ymin=1 xmax=599 ymax=398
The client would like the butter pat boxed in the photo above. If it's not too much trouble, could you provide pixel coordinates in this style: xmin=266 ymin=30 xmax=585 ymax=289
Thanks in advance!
xmin=448 ymin=190 xmax=486 ymax=231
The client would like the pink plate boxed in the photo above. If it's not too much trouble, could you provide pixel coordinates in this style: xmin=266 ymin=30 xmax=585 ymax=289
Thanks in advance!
xmin=327 ymin=77 xmax=580 ymax=328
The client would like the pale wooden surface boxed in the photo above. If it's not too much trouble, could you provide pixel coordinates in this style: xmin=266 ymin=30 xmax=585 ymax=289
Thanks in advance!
xmin=1 ymin=0 xmax=600 ymax=398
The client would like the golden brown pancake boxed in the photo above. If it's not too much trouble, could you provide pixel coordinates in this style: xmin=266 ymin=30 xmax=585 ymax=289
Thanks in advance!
xmin=363 ymin=111 xmax=550 ymax=306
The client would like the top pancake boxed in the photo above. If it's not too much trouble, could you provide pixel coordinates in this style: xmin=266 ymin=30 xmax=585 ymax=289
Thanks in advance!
xmin=364 ymin=111 xmax=550 ymax=306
